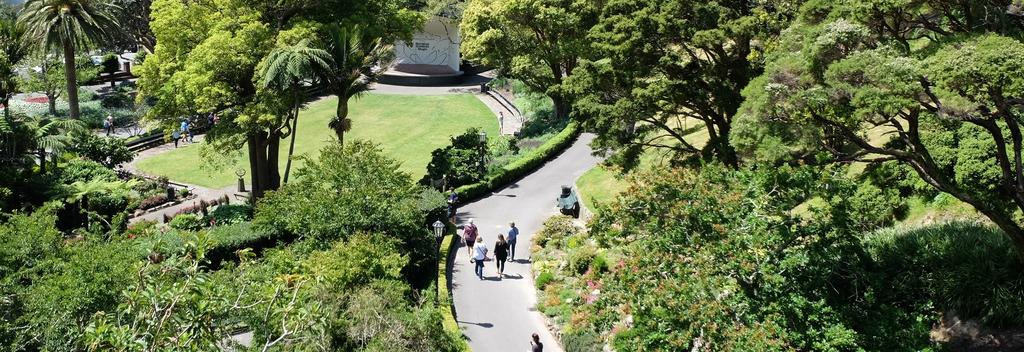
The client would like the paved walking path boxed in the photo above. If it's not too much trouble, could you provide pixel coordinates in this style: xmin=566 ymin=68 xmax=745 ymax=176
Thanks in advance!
xmin=451 ymin=133 xmax=600 ymax=352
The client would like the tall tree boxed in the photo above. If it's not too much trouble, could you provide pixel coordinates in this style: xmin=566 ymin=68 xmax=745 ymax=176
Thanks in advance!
xmin=258 ymin=38 xmax=331 ymax=183
xmin=138 ymin=0 xmax=420 ymax=199
xmin=0 ymin=14 xmax=28 ymax=121
xmin=566 ymin=0 xmax=799 ymax=169
xmin=321 ymin=24 xmax=393 ymax=144
xmin=110 ymin=0 xmax=155 ymax=52
xmin=18 ymin=0 xmax=119 ymax=120
xmin=736 ymin=1 xmax=1024 ymax=255
xmin=461 ymin=0 xmax=598 ymax=120
xmin=21 ymin=55 xmax=100 ymax=116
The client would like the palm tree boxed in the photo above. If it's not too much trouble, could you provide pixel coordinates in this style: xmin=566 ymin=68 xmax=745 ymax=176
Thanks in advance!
xmin=22 ymin=114 xmax=85 ymax=173
xmin=321 ymin=24 xmax=394 ymax=144
xmin=0 ymin=15 xmax=29 ymax=121
xmin=257 ymin=39 xmax=331 ymax=184
xmin=18 ymin=0 xmax=118 ymax=120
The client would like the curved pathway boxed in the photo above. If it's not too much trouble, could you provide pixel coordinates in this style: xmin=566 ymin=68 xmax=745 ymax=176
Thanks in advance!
xmin=451 ymin=133 xmax=600 ymax=352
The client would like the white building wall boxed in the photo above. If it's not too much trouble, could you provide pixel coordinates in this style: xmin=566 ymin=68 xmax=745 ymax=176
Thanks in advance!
xmin=393 ymin=17 xmax=461 ymax=73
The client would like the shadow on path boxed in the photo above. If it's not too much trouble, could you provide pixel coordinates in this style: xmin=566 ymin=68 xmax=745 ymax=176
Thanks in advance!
xmin=459 ymin=321 xmax=495 ymax=328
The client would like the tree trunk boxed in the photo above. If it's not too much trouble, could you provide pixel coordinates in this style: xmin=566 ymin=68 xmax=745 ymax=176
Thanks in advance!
xmin=248 ymin=133 xmax=265 ymax=199
xmin=47 ymin=93 xmax=57 ymax=115
xmin=61 ymin=40 xmax=80 ymax=120
xmin=266 ymin=131 xmax=281 ymax=191
xmin=551 ymin=95 xmax=571 ymax=121
xmin=713 ymin=122 xmax=739 ymax=168
xmin=283 ymin=100 xmax=299 ymax=184
xmin=972 ymin=203 xmax=1024 ymax=262
xmin=38 ymin=149 xmax=46 ymax=174
xmin=333 ymin=99 xmax=350 ymax=144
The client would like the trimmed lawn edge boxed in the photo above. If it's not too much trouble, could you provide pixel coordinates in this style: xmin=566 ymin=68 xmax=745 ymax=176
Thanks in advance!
xmin=454 ymin=121 xmax=580 ymax=204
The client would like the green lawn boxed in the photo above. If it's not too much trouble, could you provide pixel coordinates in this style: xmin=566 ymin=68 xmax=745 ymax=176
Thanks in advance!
xmin=134 ymin=94 xmax=498 ymax=188
xmin=576 ymin=120 xmax=707 ymax=212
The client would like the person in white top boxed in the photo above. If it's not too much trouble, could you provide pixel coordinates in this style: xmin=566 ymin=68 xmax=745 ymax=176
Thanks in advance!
xmin=473 ymin=236 xmax=488 ymax=280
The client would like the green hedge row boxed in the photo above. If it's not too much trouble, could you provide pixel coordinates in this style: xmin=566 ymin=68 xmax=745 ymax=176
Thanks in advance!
xmin=455 ymin=121 xmax=580 ymax=203
xmin=437 ymin=231 xmax=469 ymax=351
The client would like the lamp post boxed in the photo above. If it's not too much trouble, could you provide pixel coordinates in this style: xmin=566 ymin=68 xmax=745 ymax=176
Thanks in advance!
xmin=477 ymin=131 xmax=487 ymax=177
xmin=432 ymin=220 xmax=446 ymax=297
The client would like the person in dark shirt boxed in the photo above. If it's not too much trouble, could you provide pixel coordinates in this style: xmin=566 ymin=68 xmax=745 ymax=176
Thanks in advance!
xmin=531 ymin=333 xmax=543 ymax=352
xmin=494 ymin=234 xmax=509 ymax=277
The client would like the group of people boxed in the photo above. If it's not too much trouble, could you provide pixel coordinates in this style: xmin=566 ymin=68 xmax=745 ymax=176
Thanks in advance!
xmin=448 ymin=190 xmax=544 ymax=352
xmin=461 ymin=218 xmax=519 ymax=280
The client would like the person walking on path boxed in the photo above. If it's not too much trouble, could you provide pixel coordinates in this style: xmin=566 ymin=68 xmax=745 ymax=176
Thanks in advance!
xmin=473 ymin=236 xmax=488 ymax=280
xmin=507 ymin=221 xmax=519 ymax=261
xmin=104 ymin=115 xmax=114 ymax=136
xmin=179 ymin=119 xmax=191 ymax=144
xmin=494 ymin=234 xmax=509 ymax=277
xmin=463 ymin=218 xmax=479 ymax=256
xmin=530 ymin=333 xmax=543 ymax=352
xmin=447 ymin=189 xmax=458 ymax=223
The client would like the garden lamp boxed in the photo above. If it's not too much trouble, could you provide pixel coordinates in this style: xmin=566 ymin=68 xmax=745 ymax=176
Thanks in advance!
xmin=432 ymin=220 xmax=445 ymax=241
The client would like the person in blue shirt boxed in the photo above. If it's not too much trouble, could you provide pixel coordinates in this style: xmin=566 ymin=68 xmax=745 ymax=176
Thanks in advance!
xmin=507 ymin=221 xmax=519 ymax=262
xmin=179 ymin=119 xmax=191 ymax=143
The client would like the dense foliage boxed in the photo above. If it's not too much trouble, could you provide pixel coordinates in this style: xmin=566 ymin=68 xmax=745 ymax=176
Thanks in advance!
xmin=735 ymin=0 xmax=1024 ymax=255
xmin=566 ymin=0 xmax=800 ymax=168
xmin=461 ymin=0 xmax=598 ymax=119
xmin=533 ymin=166 xmax=1024 ymax=350
xmin=255 ymin=140 xmax=443 ymax=288
xmin=423 ymin=127 xmax=489 ymax=188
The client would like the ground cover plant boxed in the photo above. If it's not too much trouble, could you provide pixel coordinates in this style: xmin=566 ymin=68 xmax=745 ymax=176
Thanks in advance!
xmin=534 ymin=165 xmax=1024 ymax=351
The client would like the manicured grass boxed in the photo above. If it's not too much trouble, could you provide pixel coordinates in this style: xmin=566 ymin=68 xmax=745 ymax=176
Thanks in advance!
xmin=576 ymin=120 xmax=704 ymax=213
xmin=134 ymin=94 xmax=498 ymax=188
xmin=576 ymin=165 xmax=631 ymax=212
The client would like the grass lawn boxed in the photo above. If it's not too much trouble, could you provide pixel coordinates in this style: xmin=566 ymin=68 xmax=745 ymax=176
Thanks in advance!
xmin=134 ymin=94 xmax=498 ymax=188
xmin=576 ymin=165 xmax=630 ymax=212
xmin=576 ymin=119 xmax=709 ymax=212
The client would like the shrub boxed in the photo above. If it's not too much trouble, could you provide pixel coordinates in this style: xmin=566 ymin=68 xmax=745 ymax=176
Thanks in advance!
xmin=68 ymin=133 xmax=135 ymax=167
xmin=567 ymin=246 xmax=596 ymax=275
xmin=422 ymin=128 xmax=489 ymax=188
xmin=124 ymin=220 xmax=157 ymax=239
xmin=535 ymin=271 xmax=555 ymax=289
xmin=454 ymin=121 xmax=579 ymax=202
xmin=137 ymin=194 xmax=169 ymax=210
xmin=535 ymin=215 xmax=579 ymax=249
xmin=208 ymin=204 xmax=252 ymax=225
xmin=101 ymin=54 xmax=119 ymax=74
xmin=845 ymin=181 xmax=905 ymax=231
xmin=59 ymin=159 xmax=118 ymax=184
xmin=564 ymin=330 xmax=603 ymax=352
xmin=100 ymin=91 xmax=133 ymax=109
xmin=169 ymin=213 xmax=205 ymax=231
xmin=207 ymin=222 xmax=262 ymax=249
xmin=864 ymin=222 xmax=1024 ymax=327
xmin=591 ymin=252 xmax=609 ymax=274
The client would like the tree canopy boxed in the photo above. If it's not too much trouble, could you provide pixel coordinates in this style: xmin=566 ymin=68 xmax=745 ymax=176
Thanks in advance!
xmin=735 ymin=0 xmax=1024 ymax=254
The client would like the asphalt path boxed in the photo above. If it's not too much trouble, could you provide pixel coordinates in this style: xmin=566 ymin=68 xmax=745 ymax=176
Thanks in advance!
xmin=450 ymin=133 xmax=600 ymax=352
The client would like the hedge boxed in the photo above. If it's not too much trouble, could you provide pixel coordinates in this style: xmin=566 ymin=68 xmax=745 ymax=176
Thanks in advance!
xmin=438 ymin=229 xmax=470 ymax=351
xmin=454 ymin=121 xmax=580 ymax=203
